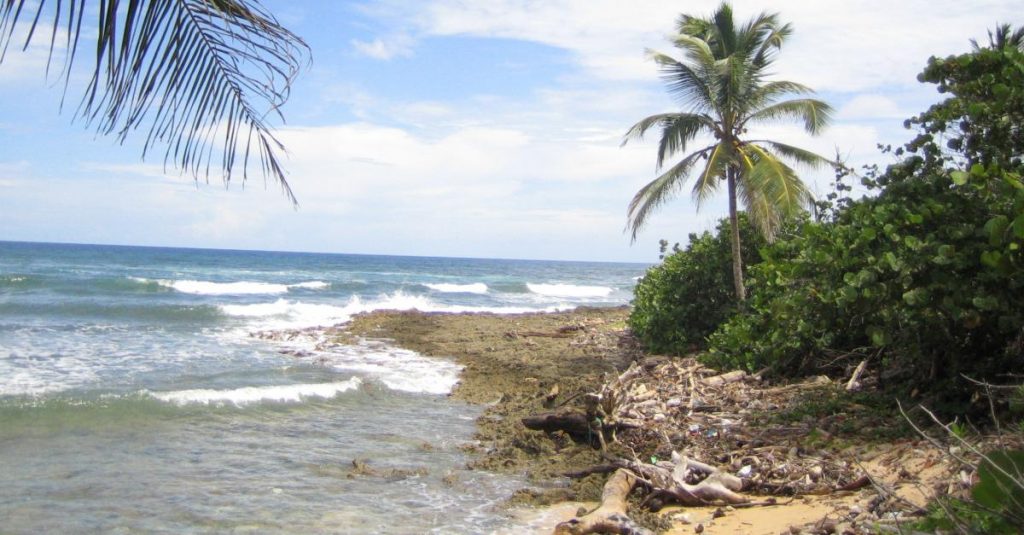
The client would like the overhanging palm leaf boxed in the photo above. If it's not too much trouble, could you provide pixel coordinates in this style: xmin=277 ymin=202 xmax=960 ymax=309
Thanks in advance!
xmin=0 ymin=0 xmax=309 ymax=203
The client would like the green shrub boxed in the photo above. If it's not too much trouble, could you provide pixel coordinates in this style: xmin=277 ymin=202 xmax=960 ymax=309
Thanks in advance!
xmin=629 ymin=215 xmax=764 ymax=355
xmin=705 ymin=36 xmax=1024 ymax=407
xmin=707 ymin=160 xmax=1024 ymax=388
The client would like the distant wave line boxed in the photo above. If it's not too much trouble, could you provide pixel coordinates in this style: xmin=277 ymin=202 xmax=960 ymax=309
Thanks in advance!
xmin=131 ymin=277 xmax=331 ymax=295
xmin=526 ymin=283 xmax=613 ymax=298
xmin=423 ymin=282 xmax=488 ymax=294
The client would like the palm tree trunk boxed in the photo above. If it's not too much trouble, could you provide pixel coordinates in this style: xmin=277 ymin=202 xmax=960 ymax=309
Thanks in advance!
xmin=727 ymin=168 xmax=747 ymax=302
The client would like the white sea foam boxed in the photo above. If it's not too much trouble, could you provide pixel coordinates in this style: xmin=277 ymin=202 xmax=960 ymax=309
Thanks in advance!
xmin=154 ymin=279 xmax=290 ymax=295
xmin=135 ymin=278 xmax=330 ymax=295
xmin=320 ymin=342 xmax=461 ymax=395
xmin=150 ymin=378 xmax=363 ymax=406
xmin=526 ymin=283 xmax=613 ymax=298
xmin=424 ymin=283 xmax=488 ymax=294
xmin=220 ymin=292 xmax=566 ymax=331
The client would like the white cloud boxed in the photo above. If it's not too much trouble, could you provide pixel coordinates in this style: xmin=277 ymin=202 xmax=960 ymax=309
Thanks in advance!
xmin=837 ymin=94 xmax=907 ymax=121
xmin=351 ymin=33 xmax=415 ymax=60
xmin=0 ymin=160 xmax=30 ymax=185
xmin=367 ymin=0 xmax=1018 ymax=93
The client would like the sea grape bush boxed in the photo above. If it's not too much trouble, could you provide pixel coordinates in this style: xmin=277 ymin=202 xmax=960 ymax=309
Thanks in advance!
xmin=704 ymin=34 xmax=1024 ymax=406
xmin=629 ymin=215 xmax=764 ymax=355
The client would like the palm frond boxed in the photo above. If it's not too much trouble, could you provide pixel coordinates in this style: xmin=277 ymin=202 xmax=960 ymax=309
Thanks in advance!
xmin=752 ymin=22 xmax=791 ymax=67
xmin=737 ymin=179 xmax=782 ymax=241
xmin=648 ymin=49 xmax=715 ymax=113
xmin=752 ymin=140 xmax=833 ymax=169
xmin=741 ymin=143 xmax=813 ymax=217
xmin=626 ymin=148 xmax=710 ymax=241
xmin=653 ymin=113 xmax=716 ymax=170
xmin=0 ymin=0 xmax=309 ymax=204
xmin=973 ymin=23 xmax=1024 ymax=51
xmin=710 ymin=3 xmax=736 ymax=56
xmin=735 ymin=11 xmax=781 ymax=61
xmin=691 ymin=142 xmax=731 ymax=208
xmin=744 ymin=98 xmax=833 ymax=134
xmin=670 ymin=34 xmax=716 ymax=67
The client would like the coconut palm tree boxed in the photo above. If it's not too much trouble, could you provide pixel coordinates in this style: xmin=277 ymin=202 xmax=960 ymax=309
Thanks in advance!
xmin=0 ymin=0 xmax=308 ymax=203
xmin=623 ymin=3 xmax=832 ymax=301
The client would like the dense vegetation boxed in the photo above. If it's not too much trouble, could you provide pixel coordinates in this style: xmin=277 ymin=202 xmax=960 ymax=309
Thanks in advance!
xmin=632 ymin=28 xmax=1024 ymax=411
xmin=629 ymin=215 xmax=764 ymax=354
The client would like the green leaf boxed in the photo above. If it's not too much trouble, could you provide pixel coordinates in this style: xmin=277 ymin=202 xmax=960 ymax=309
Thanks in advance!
xmin=1012 ymin=215 xmax=1024 ymax=239
xmin=973 ymin=295 xmax=1000 ymax=311
xmin=972 ymin=450 xmax=1024 ymax=514
xmin=985 ymin=216 xmax=1010 ymax=245
xmin=981 ymin=250 xmax=1003 ymax=268
xmin=951 ymin=170 xmax=970 ymax=185
xmin=978 ymin=249 xmax=1003 ymax=266
xmin=866 ymin=326 xmax=890 ymax=346
xmin=903 ymin=288 xmax=926 ymax=306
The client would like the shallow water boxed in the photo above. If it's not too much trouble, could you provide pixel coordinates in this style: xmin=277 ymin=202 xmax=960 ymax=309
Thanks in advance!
xmin=0 ymin=241 xmax=645 ymax=533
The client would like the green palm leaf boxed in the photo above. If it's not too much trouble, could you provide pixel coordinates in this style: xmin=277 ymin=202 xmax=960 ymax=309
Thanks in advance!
xmin=627 ymin=148 xmax=712 ymax=241
xmin=692 ymin=142 xmax=730 ymax=207
xmin=755 ymin=140 xmax=834 ymax=168
xmin=745 ymin=98 xmax=833 ymax=134
xmin=0 ymin=0 xmax=309 ymax=203
xmin=647 ymin=49 xmax=715 ymax=113
xmin=742 ymin=143 xmax=812 ymax=216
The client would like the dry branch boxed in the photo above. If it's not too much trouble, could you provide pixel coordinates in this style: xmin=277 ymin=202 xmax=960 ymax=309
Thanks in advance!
xmin=554 ymin=469 xmax=654 ymax=535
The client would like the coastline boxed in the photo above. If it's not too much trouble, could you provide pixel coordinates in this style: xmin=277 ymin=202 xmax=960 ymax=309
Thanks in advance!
xmin=342 ymin=306 xmax=637 ymax=482
xmin=339 ymin=307 xmax=984 ymax=535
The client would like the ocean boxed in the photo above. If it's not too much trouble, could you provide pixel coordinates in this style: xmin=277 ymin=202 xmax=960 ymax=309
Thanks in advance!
xmin=0 ymin=241 xmax=646 ymax=533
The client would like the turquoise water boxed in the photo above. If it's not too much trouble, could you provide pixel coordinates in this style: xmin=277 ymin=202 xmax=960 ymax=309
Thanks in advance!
xmin=0 ymin=241 xmax=645 ymax=533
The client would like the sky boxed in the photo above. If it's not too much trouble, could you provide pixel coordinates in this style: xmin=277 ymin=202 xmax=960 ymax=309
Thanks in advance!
xmin=0 ymin=0 xmax=1020 ymax=263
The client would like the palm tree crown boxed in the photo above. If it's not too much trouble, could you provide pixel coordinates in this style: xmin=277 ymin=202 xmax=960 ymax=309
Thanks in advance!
xmin=623 ymin=2 xmax=832 ymax=299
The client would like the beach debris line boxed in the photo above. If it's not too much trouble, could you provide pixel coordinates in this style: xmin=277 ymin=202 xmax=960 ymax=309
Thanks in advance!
xmin=521 ymin=358 xmax=884 ymax=533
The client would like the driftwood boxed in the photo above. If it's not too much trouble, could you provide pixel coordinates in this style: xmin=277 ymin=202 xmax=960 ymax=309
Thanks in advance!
xmin=557 ymin=451 xmax=766 ymax=535
xmin=846 ymin=359 xmax=868 ymax=391
xmin=700 ymin=370 xmax=748 ymax=387
xmin=522 ymin=410 xmax=592 ymax=438
xmin=554 ymin=469 xmax=653 ymax=535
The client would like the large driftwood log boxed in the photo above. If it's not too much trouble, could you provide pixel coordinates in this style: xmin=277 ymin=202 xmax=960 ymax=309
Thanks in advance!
xmin=554 ymin=469 xmax=653 ymax=535
xmin=522 ymin=410 xmax=592 ymax=438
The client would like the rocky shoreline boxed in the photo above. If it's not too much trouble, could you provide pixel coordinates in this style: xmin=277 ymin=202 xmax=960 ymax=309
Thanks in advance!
xmin=337 ymin=307 xmax=985 ymax=534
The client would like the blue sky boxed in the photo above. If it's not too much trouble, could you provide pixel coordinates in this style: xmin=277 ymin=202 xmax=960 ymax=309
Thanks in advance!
xmin=0 ymin=0 xmax=1020 ymax=262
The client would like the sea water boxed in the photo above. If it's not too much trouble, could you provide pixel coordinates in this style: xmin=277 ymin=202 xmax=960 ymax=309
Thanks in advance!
xmin=0 ymin=241 xmax=646 ymax=534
